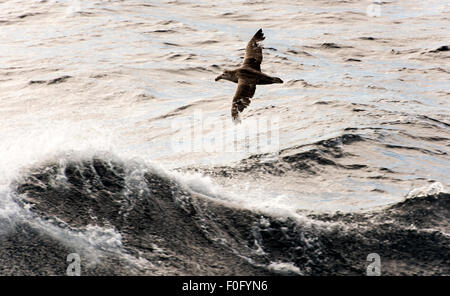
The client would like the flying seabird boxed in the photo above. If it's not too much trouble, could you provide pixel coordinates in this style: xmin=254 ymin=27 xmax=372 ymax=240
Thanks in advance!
xmin=215 ymin=29 xmax=283 ymax=122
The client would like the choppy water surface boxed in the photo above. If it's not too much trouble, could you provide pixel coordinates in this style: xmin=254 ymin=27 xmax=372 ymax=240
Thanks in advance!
xmin=0 ymin=0 xmax=449 ymax=275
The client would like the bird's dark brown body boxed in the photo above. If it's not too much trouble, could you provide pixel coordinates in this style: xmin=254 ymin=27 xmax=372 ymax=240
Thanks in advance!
xmin=215 ymin=67 xmax=283 ymax=85
xmin=215 ymin=29 xmax=283 ymax=122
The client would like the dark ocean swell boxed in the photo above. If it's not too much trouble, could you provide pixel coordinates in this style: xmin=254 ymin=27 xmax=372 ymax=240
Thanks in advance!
xmin=1 ymin=156 xmax=448 ymax=275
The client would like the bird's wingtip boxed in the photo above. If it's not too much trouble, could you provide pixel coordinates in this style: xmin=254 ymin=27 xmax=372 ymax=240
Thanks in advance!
xmin=254 ymin=28 xmax=265 ymax=41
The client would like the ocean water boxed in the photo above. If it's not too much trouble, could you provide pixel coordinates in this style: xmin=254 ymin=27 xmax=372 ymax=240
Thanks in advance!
xmin=0 ymin=0 xmax=449 ymax=275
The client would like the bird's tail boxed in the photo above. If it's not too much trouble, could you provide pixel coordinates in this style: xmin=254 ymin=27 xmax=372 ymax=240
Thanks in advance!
xmin=272 ymin=77 xmax=283 ymax=84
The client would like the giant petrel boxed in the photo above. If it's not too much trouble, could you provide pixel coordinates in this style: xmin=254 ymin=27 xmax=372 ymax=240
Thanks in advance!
xmin=215 ymin=29 xmax=283 ymax=122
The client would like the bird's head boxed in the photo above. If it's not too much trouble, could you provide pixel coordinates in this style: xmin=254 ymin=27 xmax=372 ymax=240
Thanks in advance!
xmin=215 ymin=70 xmax=236 ymax=82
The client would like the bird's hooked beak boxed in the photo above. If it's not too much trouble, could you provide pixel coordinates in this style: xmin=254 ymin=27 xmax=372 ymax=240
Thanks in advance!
xmin=215 ymin=74 xmax=222 ymax=81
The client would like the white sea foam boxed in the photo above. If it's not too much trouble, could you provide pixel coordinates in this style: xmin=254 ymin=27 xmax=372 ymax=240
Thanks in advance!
xmin=405 ymin=182 xmax=446 ymax=199
xmin=0 ymin=186 xmax=24 ymax=234
xmin=170 ymin=170 xmax=324 ymax=226
xmin=267 ymin=261 xmax=302 ymax=275
xmin=0 ymin=120 xmax=118 ymax=186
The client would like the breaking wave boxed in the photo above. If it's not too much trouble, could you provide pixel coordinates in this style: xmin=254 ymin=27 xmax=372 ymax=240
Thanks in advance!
xmin=0 ymin=153 xmax=447 ymax=275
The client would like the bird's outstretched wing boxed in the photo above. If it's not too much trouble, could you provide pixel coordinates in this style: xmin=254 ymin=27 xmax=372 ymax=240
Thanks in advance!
xmin=242 ymin=28 xmax=265 ymax=71
xmin=231 ymin=78 xmax=256 ymax=122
